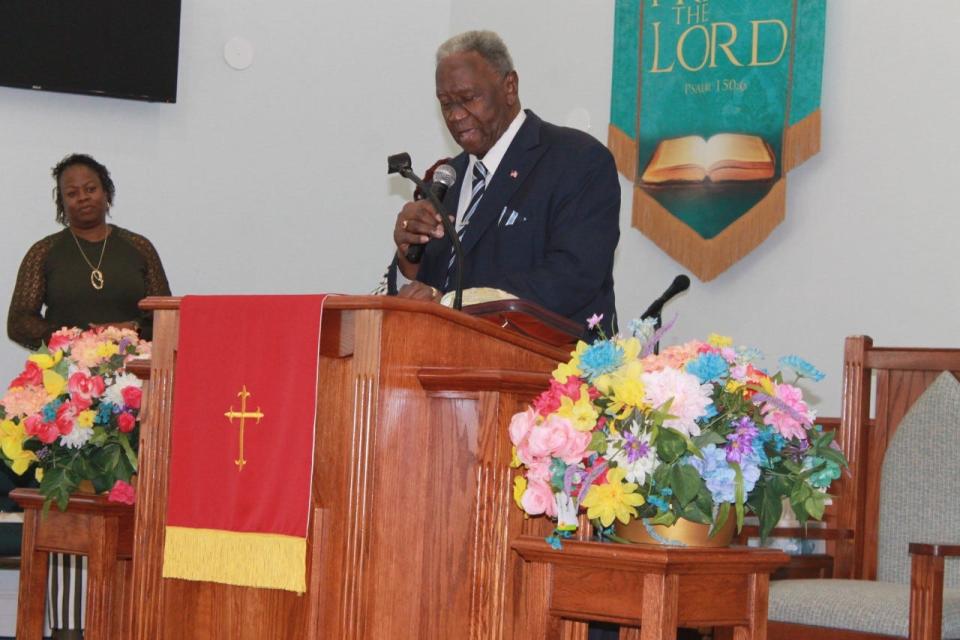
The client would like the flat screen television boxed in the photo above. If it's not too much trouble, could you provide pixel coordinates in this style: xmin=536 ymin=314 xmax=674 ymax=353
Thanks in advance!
xmin=0 ymin=0 xmax=182 ymax=103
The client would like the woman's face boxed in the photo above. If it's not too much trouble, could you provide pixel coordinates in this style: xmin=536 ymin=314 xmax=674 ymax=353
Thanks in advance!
xmin=60 ymin=164 xmax=109 ymax=229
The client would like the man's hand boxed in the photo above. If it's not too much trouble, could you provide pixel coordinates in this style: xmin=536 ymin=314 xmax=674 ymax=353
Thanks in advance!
xmin=397 ymin=281 xmax=443 ymax=302
xmin=394 ymin=200 xmax=446 ymax=279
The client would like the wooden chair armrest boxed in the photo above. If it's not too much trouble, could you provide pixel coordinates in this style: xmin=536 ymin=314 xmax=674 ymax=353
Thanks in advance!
xmin=909 ymin=543 xmax=960 ymax=557
xmin=738 ymin=525 xmax=854 ymax=540
xmin=908 ymin=544 xmax=954 ymax=640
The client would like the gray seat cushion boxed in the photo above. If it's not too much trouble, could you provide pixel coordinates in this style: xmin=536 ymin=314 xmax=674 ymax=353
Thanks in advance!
xmin=769 ymin=579 xmax=960 ymax=638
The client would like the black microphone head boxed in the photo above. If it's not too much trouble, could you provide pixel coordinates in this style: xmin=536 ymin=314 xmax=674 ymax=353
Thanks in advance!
xmin=387 ymin=152 xmax=412 ymax=175
xmin=673 ymin=274 xmax=691 ymax=293
xmin=432 ymin=164 xmax=457 ymax=188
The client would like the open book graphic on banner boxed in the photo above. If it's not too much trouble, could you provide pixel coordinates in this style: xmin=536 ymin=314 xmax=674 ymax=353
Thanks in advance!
xmin=641 ymin=134 xmax=776 ymax=185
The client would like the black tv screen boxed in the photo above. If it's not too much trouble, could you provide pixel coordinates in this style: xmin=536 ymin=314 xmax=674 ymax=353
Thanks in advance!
xmin=0 ymin=0 xmax=182 ymax=103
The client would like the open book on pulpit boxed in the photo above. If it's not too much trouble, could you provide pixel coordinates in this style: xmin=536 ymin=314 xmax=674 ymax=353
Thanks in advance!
xmin=441 ymin=287 xmax=582 ymax=348
xmin=641 ymin=133 xmax=775 ymax=185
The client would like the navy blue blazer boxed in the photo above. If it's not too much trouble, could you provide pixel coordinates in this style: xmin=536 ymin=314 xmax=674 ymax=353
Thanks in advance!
xmin=398 ymin=110 xmax=620 ymax=333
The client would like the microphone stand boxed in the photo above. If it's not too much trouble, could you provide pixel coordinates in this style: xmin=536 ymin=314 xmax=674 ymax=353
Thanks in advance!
xmin=398 ymin=167 xmax=465 ymax=311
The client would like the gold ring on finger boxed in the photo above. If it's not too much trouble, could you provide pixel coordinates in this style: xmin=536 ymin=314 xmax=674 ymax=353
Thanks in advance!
xmin=401 ymin=219 xmax=408 ymax=230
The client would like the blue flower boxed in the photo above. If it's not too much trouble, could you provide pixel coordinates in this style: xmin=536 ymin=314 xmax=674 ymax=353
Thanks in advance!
xmin=779 ymin=355 xmax=825 ymax=382
xmin=804 ymin=456 xmax=841 ymax=488
xmin=688 ymin=444 xmax=761 ymax=503
xmin=41 ymin=399 xmax=63 ymax=422
xmin=96 ymin=402 xmax=118 ymax=425
xmin=579 ymin=341 xmax=624 ymax=379
xmin=685 ymin=352 xmax=729 ymax=384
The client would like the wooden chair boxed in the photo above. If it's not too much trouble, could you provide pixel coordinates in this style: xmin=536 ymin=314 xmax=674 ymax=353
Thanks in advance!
xmin=765 ymin=336 xmax=960 ymax=640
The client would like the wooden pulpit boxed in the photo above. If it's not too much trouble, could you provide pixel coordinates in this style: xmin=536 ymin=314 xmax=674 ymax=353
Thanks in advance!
xmin=128 ymin=295 xmax=567 ymax=639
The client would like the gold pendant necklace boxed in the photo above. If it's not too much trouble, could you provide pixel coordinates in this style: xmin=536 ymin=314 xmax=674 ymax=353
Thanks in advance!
xmin=69 ymin=227 xmax=109 ymax=290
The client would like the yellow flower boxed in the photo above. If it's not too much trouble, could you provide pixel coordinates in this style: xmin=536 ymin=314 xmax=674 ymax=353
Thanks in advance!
xmin=0 ymin=420 xmax=37 ymax=475
xmin=27 ymin=350 xmax=63 ymax=369
xmin=760 ymin=376 xmax=775 ymax=396
xmin=553 ymin=341 xmax=589 ymax=382
xmin=618 ymin=336 xmax=643 ymax=361
xmin=707 ymin=333 xmax=733 ymax=348
xmin=725 ymin=379 xmax=745 ymax=393
xmin=610 ymin=375 xmax=646 ymax=418
xmin=557 ymin=386 xmax=599 ymax=431
xmin=77 ymin=410 xmax=96 ymax=429
xmin=96 ymin=342 xmax=120 ymax=358
xmin=42 ymin=369 xmax=66 ymax=398
xmin=35 ymin=467 xmax=44 ymax=482
xmin=581 ymin=467 xmax=645 ymax=527
xmin=552 ymin=360 xmax=582 ymax=383
xmin=513 ymin=476 xmax=527 ymax=510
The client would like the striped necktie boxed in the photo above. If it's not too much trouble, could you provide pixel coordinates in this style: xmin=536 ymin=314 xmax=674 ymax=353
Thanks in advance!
xmin=445 ymin=160 xmax=488 ymax=289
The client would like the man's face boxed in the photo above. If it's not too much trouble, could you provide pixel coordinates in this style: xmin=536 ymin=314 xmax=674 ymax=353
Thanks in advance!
xmin=435 ymin=51 xmax=519 ymax=158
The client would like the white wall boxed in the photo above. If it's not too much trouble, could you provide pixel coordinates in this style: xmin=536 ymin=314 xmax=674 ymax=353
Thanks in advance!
xmin=1 ymin=0 xmax=957 ymax=416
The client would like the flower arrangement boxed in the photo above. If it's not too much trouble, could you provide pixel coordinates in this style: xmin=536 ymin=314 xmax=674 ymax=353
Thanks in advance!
xmin=509 ymin=316 xmax=847 ymax=545
xmin=0 ymin=326 xmax=149 ymax=510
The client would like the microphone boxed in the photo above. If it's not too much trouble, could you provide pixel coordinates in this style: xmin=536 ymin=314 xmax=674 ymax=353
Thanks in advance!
xmin=641 ymin=275 xmax=691 ymax=319
xmin=405 ymin=164 xmax=457 ymax=264
xmin=388 ymin=151 xmax=465 ymax=310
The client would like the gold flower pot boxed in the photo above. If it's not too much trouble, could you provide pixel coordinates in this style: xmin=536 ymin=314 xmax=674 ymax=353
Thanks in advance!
xmin=615 ymin=515 xmax=736 ymax=547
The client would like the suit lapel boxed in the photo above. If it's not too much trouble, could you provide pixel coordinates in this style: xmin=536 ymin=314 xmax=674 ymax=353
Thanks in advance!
xmin=458 ymin=112 xmax=548 ymax=258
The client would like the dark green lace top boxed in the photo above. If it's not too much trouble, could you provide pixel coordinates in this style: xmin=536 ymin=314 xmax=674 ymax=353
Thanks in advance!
xmin=7 ymin=225 xmax=171 ymax=349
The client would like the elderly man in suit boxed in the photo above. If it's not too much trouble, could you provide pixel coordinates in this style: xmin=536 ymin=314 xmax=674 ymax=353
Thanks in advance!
xmin=391 ymin=30 xmax=620 ymax=334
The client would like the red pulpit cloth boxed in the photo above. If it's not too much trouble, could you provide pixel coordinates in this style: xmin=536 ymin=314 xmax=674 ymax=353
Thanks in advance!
xmin=162 ymin=295 xmax=326 ymax=593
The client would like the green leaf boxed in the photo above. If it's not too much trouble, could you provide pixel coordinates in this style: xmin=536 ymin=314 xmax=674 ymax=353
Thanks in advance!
xmin=670 ymin=464 xmax=702 ymax=506
xmin=756 ymin=483 xmax=784 ymax=540
xmin=817 ymin=447 xmax=848 ymax=468
xmin=804 ymin=493 xmax=827 ymax=520
xmin=692 ymin=431 xmax=726 ymax=448
xmin=657 ymin=428 xmax=687 ymax=463
xmin=710 ymin=502 xmax=731 ymax=537
xmin=679 ymin=501 xmax=711 ymax=525
xmin=589 ymin=429 xmax=608 ymax=454
xmin=118 ymin=434 xmax=139 ymax=472
xmin=649 ymin=511 xmax=678 ymax=526
xmin=732 ymin=462 xmax=745 ymax=530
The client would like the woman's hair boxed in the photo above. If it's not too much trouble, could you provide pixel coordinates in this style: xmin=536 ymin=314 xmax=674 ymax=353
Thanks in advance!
xmin=52 ymin=153 xmax=116 ymax=225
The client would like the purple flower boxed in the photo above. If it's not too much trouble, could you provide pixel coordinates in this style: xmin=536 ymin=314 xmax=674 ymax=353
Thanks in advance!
xmin=725 ymin=417 xmax=759 ymax=464
xmin=586 ymin=313 xmax=604 ymax=330
xmin=622 ymin=431 xmax=651 ymax=464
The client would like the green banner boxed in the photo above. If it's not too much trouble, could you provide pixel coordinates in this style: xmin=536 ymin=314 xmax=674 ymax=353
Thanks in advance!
xmin=609 ymin=0 xmax=826 ymax=280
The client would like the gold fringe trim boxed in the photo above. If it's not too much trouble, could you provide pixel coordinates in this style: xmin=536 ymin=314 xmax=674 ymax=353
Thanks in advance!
xmin=632 ymin=179 xmax=786 ymax=282
xmin=162 ymin=526 xmax=307 ymax=593
xmin=783 ymin=110 xmax=821 ymax=173
xmin=607 ymin=124 xmax=638 ymax=182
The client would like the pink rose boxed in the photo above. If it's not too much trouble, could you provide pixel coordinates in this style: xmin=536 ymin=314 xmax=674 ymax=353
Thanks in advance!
xmin=121 ymin=386 xmax=142 ymax=410
xmin=526 ymin=459 xmax=553 ymax=484
xmin=107 ymin=480 xmax=136 ymax=505
xmin=544 ymin=415 xmax=592 ymax=464
xmin=55 ymin=402 xmax=79 ymax=435
xmin=68 ymin=372 xmax=106 ymax=405
xmin=526 ymin=422 xmax=568 ymax=459
xmin=117 ymin=412 xmax=136 ymax=433
xmin=508 ymin=408 xmax=537 ymax=448
xmin=25 ymin=415 xmax=59 ymax=444
xmin=9 ymin=361 xmax=42 ymax=389
xmin=48 ymin=328 xmax=80 ymax=352
xmin=520 ymin=478 xmax=556 ymax=517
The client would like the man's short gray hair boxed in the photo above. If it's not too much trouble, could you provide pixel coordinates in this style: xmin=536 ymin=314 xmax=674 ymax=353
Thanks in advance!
xmin=436 ymin=30 xmax=515 ymax=76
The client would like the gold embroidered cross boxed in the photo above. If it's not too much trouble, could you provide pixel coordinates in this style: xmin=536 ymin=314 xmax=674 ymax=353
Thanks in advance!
xmin=223 ymin=385 xmax=263 ymax=471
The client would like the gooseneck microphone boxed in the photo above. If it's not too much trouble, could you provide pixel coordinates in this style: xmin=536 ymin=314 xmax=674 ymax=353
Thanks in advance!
xmin=388 ymin=152 xmax=465 ymax=310
xmin=405 ymin=163 xmax=457 ymax=264
xmin=641 ymin=275 xmax=691 ymax=320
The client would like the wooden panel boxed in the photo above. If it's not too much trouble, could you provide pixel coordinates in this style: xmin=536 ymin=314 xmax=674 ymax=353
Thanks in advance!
xmin=129 ymin=297 xmax=566 ymax=639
